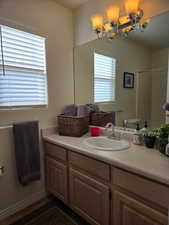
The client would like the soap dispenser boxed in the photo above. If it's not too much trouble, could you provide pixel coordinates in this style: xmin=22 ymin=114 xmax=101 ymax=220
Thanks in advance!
xmin=133 ymin=123 xmax=142 ymax=145
xmin=140 ymin=121 xmax=148 ymax=136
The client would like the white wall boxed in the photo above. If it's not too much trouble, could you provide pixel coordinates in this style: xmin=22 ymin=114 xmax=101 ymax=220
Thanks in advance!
xmin=0 ymin=0 xmax=74 ymax=216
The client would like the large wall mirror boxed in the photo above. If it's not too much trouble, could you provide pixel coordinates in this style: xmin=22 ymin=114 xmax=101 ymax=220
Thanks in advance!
xmin=74 ymin=11 xmax=169 ymax=129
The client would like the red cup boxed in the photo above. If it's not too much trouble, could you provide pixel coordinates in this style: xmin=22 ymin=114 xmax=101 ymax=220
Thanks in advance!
xmin=91 ymin=127 xmax=100 ymax=136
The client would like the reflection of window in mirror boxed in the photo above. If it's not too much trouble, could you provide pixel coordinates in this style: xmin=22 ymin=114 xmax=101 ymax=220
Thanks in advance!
xmin=94 ymin=52 xmax=116 ymax=103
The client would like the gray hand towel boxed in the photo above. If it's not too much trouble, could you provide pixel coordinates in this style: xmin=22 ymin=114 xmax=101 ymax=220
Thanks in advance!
xmin=86 ymin=104 xmax=100 ymax=113
xmin=77 ymin=105 xmax=89 ymax=116
xmin=63 ymin=104 xmax=77 ymax=116
xmin=13 ymin=121 xmax=40 ymax=186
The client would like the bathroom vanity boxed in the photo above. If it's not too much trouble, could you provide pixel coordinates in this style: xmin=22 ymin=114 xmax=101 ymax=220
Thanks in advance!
xmin=43 ymin=133 xmax=169 ymax=225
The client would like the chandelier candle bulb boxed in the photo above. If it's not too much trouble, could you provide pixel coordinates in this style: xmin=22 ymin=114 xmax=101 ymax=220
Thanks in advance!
xmin=91 ymin=14 xmax=103 ymax=30
xmin=106 ymin=6 xmax=120 ymax=24
xmin=124 ymin=0 xmax=140 ymax=15
xmin=104 ymin=23 xmax=112 ymax=32
xmin=119 ymin=16 xmax=129 ymax=25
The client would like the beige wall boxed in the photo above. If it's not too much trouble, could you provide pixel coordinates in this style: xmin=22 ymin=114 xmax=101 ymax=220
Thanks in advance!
xmin=136 ymin=71 xmax=152 ymax=124
xmin=166 ymin=49 xmax=169 ymax=123
xmin=74 ymin=0 xmax=169 ymax=46
xmin=74 ymin=38 xmax=152 ymax=126
xmin=0 ymin=0 xmax=74 ymax=215
xmin=151 ymin=48 xmax=168 ymax=127
xmin=136 ymin=48 xmax=168 ymax=128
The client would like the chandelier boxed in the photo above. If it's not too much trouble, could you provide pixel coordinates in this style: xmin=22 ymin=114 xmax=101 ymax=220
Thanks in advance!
xmin=91 ymin=0 xmax=149 ymax=39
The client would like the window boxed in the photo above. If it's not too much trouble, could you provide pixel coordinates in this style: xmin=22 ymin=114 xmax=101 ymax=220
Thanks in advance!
xmin=94 ymin=52 xmax=116 ymax=103
xmin=0 ymin=25 xmax=47 ymax=108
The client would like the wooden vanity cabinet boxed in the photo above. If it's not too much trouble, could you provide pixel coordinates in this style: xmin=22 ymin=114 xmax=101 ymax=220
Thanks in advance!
xmin=45 ymin=143 xmax=68 ymax=203
xmin=69 ymin=152 xmax=111 ymax=225
xmin=69 ymin=168 xmax=110 ymax=225
xmin=44 ymin=141 xmax=169 ymax=225
xmin=113 ymin=191 xmax=167 ymax=225
xmin=112 ymin=168 xmax=168 ymax=225
xmin=46 ymin=157 xmax=68 ymax=203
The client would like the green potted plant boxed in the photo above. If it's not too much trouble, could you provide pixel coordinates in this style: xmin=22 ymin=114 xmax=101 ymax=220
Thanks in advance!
xmin=144 ymin=131 xmax=156 ymax=148
xmin=155 ymin=124 xmax=169 ymax=155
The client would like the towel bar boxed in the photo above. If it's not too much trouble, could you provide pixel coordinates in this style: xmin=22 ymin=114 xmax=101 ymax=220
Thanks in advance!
xmin=0 ymin=124 xmax=13 ymax=129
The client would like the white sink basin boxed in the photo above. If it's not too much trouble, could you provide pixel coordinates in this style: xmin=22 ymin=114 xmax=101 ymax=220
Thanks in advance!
xmin=83 ymin=136 xmax=130 ymax=151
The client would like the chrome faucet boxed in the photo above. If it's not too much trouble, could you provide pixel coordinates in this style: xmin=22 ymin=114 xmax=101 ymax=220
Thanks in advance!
xmin=105 ymin=122 xmax=116 ymax=139
xmin=123 ymin=120 xmax=128 ymax=130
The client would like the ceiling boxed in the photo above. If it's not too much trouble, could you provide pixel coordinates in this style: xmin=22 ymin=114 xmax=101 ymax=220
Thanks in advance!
xmin=129 ymin=11 xmax=169 ymax=49
xmin=55 ymin=0 xmax=88 ymax=9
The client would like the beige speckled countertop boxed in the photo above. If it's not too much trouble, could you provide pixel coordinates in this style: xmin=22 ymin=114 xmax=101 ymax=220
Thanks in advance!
xmin=43 ymin=132 xmax=169 ymax=186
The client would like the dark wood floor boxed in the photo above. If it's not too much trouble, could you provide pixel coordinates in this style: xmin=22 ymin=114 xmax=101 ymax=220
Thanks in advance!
xmin=1 ymin=196 xmax=90 ymax=225
xmin=1 ymin=198 xmax=49 ymax=225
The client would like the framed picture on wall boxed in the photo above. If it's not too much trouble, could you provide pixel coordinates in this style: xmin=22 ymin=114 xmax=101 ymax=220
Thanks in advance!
xmin=123 ymin=72 xmax=134 ymax=88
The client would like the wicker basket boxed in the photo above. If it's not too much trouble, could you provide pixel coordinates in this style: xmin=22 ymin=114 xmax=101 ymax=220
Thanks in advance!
xmin=58 ymin=114 xmax=89 ymax=137
xmin=90 ymin=112 xmax=113 ymax=126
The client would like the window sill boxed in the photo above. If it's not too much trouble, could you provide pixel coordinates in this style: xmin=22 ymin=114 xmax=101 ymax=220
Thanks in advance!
xmin=0 ymin=105 xmax=48 ymax=111
xmin=95 ymin=101 xmax=116 ymax=105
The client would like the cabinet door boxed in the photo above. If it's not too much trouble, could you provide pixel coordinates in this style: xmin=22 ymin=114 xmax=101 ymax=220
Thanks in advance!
xmin=46 ymin=156 xmax=68 ymax=203
xmin=69 ymin=168 xmax=110 ymax=225
xmin=113 ymin=191 xmax=168 ymax=225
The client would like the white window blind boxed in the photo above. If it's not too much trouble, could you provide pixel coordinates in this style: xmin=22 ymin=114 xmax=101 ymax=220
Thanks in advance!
xmin=94 ymin=53 xmax=116 ymax=103
xmin=0 ymin=25 xmax=47 ymax=108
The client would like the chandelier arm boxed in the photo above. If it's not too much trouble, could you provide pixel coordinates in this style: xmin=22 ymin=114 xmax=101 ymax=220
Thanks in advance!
xmin=93 ymin=8 xmax=148 ymax=39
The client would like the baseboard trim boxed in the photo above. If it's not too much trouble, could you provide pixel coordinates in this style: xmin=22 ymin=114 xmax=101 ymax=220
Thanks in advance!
xmin=0 ymin=190 xmax=47 ymax=221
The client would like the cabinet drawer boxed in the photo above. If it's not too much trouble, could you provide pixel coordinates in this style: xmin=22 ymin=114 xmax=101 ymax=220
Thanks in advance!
xmin=44 ymin=142 xmax=67 ymax=162
xmin=69 ymin=151 xmax=110 ymax=182
xmin=113 ymin=168 xmax=169 ymax=210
